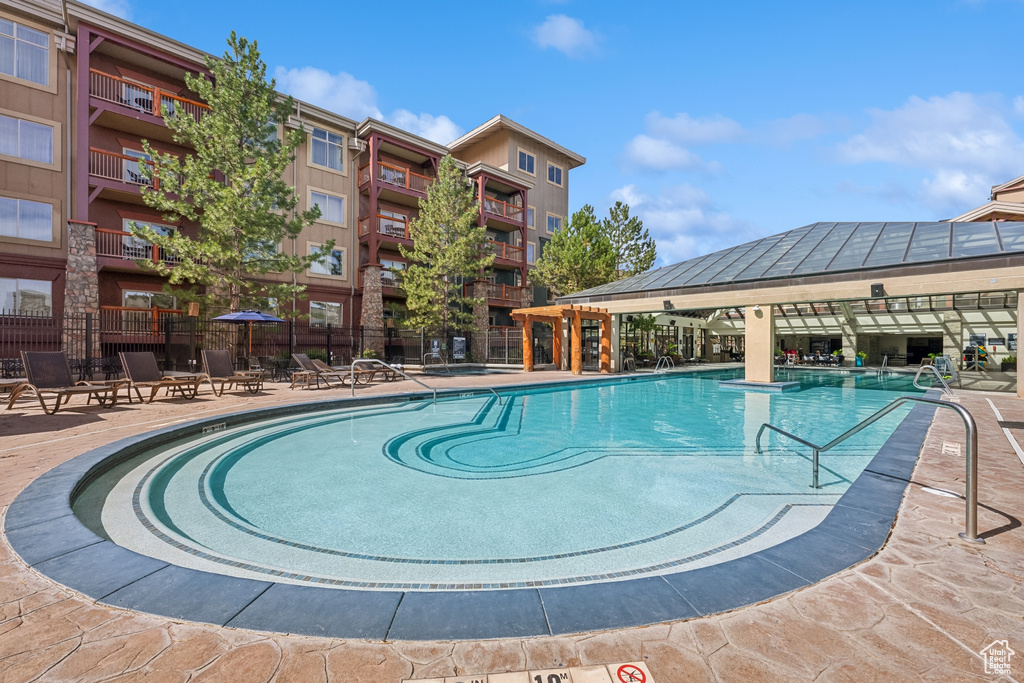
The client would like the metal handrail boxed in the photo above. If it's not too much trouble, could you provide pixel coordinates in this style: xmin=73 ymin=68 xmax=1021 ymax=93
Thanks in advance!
xmin=933 ymin=354 xmax=961 ymax=388
xmin=877 ymin=355 xmax=893 ymax=377
xmin=349 ymin=359 xmax=436 ymax=403
xmin=422 ymin=352 xmax=453 ymax=375
xmin=913 ymin=365 xmax=955 ymax=396
xmin=654 ymin=355 xmax=675 ymax=372
xmin=755 ymin=396 xmax=981 ymax=543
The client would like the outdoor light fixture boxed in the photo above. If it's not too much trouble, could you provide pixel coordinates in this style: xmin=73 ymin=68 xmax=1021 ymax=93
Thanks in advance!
xmin=871 ymin=283 xmax=885 ymax=297
xmin=626 ymin=315 xmax=634 ymax=322
xmin=664 ymin=300 xmax=674 ymax=310
xmin=670 ymin=320 xmax=676 ymax=326
xmin=752 ymin=304 xmax=760 ymax=312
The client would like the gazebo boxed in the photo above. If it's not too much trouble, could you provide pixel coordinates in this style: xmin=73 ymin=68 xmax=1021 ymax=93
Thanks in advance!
xmin=511 ymin=304 xmax=611 ymax=374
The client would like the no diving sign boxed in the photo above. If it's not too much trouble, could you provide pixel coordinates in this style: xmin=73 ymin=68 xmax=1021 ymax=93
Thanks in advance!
xmin=617 ymin=664 xmax=646 ymax=683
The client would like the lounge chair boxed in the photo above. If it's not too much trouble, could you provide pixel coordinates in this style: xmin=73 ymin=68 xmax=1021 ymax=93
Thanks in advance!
xmin=290 ymin=353 xmax=348 ymax=389
xmin=348 ymin=359 xmax=398 ymax=384
xmin=247 ymin=356 xmax=274 ymax=382
xmin=6 ymin=351 xmax=118 ymax=414
xmin=118 ymin=352 xmax=201 ymax=403
xmin=200 ymin=350 xmax=263 ymax=396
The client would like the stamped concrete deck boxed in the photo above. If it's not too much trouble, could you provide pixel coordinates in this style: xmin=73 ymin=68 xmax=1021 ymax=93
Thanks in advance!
xmin=0 ymin=369 xmax=1021 ymax=682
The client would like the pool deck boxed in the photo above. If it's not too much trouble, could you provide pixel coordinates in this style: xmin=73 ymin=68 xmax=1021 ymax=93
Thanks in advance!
xmin=0 ymin=367 xmax=1022 ymax=681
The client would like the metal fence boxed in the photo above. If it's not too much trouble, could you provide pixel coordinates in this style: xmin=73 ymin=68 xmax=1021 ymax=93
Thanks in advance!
xmin=0 ymin=310 xmax=526 ymax=378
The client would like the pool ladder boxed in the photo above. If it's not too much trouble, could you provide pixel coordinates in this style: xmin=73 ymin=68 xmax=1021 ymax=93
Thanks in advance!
xmin=422 ymin=352 xmax=453 ymax=375
xmin=755 ymin=396 xmax=981 ymax=544
xmin=654 ymin=356 xmax=675 ymax=373
xmin=913 ymin=364 xmax=956 ymax=396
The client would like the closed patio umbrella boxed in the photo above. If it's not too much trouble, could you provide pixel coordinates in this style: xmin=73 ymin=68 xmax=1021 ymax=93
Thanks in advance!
xmin=211 ymin=311 xmax=285 ymax=355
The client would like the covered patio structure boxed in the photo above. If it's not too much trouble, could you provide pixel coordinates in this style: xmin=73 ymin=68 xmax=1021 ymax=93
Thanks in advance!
xmin=511 ymin=304 xmax=611 ymax=374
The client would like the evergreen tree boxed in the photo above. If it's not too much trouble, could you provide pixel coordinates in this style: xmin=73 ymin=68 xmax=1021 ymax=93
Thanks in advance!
xmin=604 ymin=201 xmax=656 ymax=278
xmin=399 ymin=155 xmax=493 ymax=338
xmin=532 ymin=204 xmax=616 ymax=296
xmin=131 ymin=32 xmax=328 ymax=313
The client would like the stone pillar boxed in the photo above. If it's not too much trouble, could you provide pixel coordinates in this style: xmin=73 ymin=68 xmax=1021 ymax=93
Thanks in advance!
xmin=840 ymin=320 xmax=858 ymax=368
xmin=360 ymin=265 xmax=385 ymax=357
xmin=942 ymin=311 xmax=962 ymax=363
xmin=63 ymin=220 xmax=101 ymax=364
xmin=471 ymin=280 xmax=489 ymax=363
xmin=744 ymin=304 xmax=775 ymax=383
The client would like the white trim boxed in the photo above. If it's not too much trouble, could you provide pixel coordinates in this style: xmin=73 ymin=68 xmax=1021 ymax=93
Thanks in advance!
xmin=308 ymin=187 xmax=347 ymax=227
xmin=307 ymin=241 xmax=347 ymax=280
xmin=546 ymin=161 xmax=564 ymax=188
xmin=516 ymin=147 xmax=536 ymax=177
xmin=306 ymin=125 xmax=347 ymax=176
xmin=546 ymin=212 xmax=562 ymax=234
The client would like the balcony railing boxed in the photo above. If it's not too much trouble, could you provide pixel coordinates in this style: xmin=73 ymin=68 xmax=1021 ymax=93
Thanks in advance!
xmin=359 ymin=213 xmax=411 ymax=241
xmin=483 ymin=196 xmax=524 ymax=223
xmin=100 ymin=305 xmax=183 ymax=335
xmin=358 ymin=268 xmax=403 ymax=290
xmin=96 ymin=227 xmax=179 ymax=265
xmin=89 ymin=147 xmax=160 ymax=188
xmin=89 ymin=69 xmax=209 ymax=123
xmin=487 ymin=240 xmax=525 ymax=263
xmin=359 ymin=161 xmax=435 ymax=194
xmin=464 ymin=283 xmax=526 ymax=307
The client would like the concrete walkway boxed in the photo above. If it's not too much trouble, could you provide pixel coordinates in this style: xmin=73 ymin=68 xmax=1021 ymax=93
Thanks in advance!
xmin=0 ymin=372 xmax=1021 ymax=681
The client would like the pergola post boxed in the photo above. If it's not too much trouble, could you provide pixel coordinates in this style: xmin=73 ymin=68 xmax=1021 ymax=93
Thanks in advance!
xmin=571 ymin=311 xmax=582 ymax=375
xmin=1017 ymin=290 xmax=1024 ymax=399
xmin=553 ymin=317 xmax=563 ymax=370
xmin=600 ymin=316 xmax=611 ymax=373
xmin=744 ymin=304 xmax=775 ymax=383
xmin=523 ymin=316 xmax=534 ymax=372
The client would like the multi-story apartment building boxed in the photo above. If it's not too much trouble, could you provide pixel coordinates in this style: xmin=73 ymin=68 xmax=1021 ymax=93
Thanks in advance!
xmin=1 ymin=0 xmax=584 ymax=357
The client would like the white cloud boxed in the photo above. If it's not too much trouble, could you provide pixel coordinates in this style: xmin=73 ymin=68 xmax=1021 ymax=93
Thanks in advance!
xmin=610 ymin=184 xmax=760 ymax=265
xmin=273 ymin=66 xmax=460 ymax=144
xmin=1014 ymin=96 xmax=1024 ymax=116
xmin=645 ymin=112 xmax=745 ymax=145
xmin=622 ymin=135 xmax=720 ymax=172
xmin=273 ymin=66 xmax=381 ymax=121
xmin=533 ymin=15 xmax=598 ymax=58
xmin=80 ymin=0 xmax=131 ymax=19
xmin=836 ymin=92 xmax=1024 ymax=210
xmin=387 ymin=110 xmax=463 ymax=145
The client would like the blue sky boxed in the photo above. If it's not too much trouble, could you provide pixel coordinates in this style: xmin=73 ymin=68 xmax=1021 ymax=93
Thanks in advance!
xmin=89 ymin=0 xmax=1024 ymax=266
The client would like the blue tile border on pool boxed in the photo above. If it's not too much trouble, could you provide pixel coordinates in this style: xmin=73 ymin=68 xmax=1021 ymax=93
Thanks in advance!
xmin=2 ymin=377 xmax=941 ymax=639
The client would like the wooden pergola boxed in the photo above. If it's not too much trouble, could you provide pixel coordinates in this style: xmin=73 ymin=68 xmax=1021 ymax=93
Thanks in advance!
xmin=511 ymin=304 xmax=612 ymax=374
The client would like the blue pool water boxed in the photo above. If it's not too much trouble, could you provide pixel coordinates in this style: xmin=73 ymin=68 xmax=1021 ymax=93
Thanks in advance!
xmin=77 ymin=369 xmax=922 ymax=589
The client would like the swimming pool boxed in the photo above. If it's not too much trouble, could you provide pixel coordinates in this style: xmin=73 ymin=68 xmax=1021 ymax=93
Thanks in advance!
xmin=72 ymin=369 xmax=921 ymax=590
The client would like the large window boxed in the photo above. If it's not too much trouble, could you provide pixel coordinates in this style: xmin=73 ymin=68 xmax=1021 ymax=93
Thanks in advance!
xmin=0 ymin=196 xmax=51 ymax=241
xmin=380 ymin=259 xmax=405 ymax=287
xmin=0 ymin=277 xmax=51 ymax=314
xmin=0 ymin=20 xmax=48 ymax=86
xmin=310 ymin=127 xmax=344 ymax=172
xmin=122 ymin=148 xmax=152 ymax=185
xmin=547 ymin=214 xmax=562 ymax=233
xmin=310 ymin=190 xmax=345 ymax=224
xmin=309 ymin=243 xmax=345 ymax=277
xmin=517 ymin=148 xmax=535 ymax=175
xmin=547 ymin=162 xmax=563 ymax=187
xmin=0 ymin=114 xmax=52 ymax=164
xmin=310 ymin=300 xmax=342 ymax=326
xmin=123 ymin=219 xmax=174 ymax=260
xmin=122 ymin=290 xmax=176 ymax=310
xmin=526 ymin=206 xmax=535 ymax=229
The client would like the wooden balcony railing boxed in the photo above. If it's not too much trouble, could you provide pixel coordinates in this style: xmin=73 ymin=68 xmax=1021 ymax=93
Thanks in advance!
xmin=483 ymin=196 xmax=524 ymax=223
xmin=358 ymin=268 xmax=403 ymax=290
xmin=358 ymin=161 xmax=434 ymax=194
xmin=89 ymin=69 xmax=209 ymax=122
xmin=358 ymin=213 xmax=411 ymax=240
xmin=96 ymin=227 xmax=179 ymax=265
xmin=487 ymin=240 xmax=525 ymax=263
xmin=89 ymin=147 xmax=160 ymax=188
xmin=464 ymin=283 xmax=526 ymax=306
xmin=100 ymin=305 xmax=183 ymax=335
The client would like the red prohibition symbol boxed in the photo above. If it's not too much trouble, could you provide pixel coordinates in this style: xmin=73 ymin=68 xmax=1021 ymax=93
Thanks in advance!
xmin=617 ymin=664 xmax=646 ymax=683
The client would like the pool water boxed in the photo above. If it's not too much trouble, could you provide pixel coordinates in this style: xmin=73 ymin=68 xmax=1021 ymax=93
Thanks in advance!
xmin=76 ymin=369 xmax=921 ymax=589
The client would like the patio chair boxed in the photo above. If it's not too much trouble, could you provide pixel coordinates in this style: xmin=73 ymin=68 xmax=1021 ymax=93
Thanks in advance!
xmin=247 ymin=356 xmax=274 ymax=382
xmin=348 ymin=359 xmax=388 ymax=384
xmin=118 ymin=352 xmax=200 ymax=403
xmin=6 ymin=351 xmax=118 ymax=414
xmin=200 ymin=350 xmax=263 ymax=397
xmin=290 ymin=353 xmax=348 ymax=389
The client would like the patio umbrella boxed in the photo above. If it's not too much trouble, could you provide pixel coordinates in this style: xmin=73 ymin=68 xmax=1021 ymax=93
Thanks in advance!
xmin=211 ymin=311 xmax=285 ymax=355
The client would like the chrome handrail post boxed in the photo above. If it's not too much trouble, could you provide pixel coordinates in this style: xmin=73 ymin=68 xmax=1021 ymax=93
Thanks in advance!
xmin=812 ymin=448 xmax=820 ymax=489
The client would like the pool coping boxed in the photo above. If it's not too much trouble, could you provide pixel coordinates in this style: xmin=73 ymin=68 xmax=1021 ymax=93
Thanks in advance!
xmin=3 ymin=375 xmax=940 ymax=641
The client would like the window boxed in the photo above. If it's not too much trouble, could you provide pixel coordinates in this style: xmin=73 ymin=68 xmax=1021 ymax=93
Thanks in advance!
xmin=380 ymin=259 xmax=405 ymax=287
xmin=122 ymin=148 xmax=152 ymax=185
xmin=0 ymin=196 xmax=51 ymax=241
xmin=122 ymin=219 xmax=174 ymax=260
xmin=379 ymin=209 xmax=407 ymax=238
xmin=309 ymin=243 xmax=345 ymax=277
xmin=310 ymin=127 xmax=344 ymax=172
xmin=0 ymin=20 xmax=48 ymax=86
xmin=0 ymin=114 xmax=52 ymax=164
xmin=527 ymin=242 xmax=535 ymax=264
xmin=547 ymin=214 xmax=562 ymax=233
xmin=0 ymin=277 xmax=51 ymax=314
xmin=122 ymin=290 xmax=176 ymax=310
xmin=526 ymin=206 xmax=535 ymax=229
xmin=310 ymin=190 xmax=345 ymax=224
xmin=310 ymin=300 xmax=342 ymax=326
xmin=517 ymin=148 xmax=535 ymax=175
xmin=547 ymin=162 xmax=563 ymax=187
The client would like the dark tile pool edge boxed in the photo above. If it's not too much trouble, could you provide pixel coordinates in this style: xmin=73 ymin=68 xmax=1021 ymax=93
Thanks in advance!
xmin=2 ymin=382 xmax=940 ymax=640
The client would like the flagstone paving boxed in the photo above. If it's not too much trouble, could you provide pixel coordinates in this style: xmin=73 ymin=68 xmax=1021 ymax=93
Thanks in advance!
xmin=0 ymin=372 xmax=1021 ymax=682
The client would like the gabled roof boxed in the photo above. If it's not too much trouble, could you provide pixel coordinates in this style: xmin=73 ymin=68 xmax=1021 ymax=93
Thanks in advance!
xmin=991 ymin=173 xmax=1024 ymax=196
xmin=564 ymin=221 xmax=1024 ymax=299
xmin=356 ymin=118 xmax=449 ymax=157
xmin=948 ymin=201 xmax=1024 ymax=222
xmin=448 ymin=115 xmax=585 ymax=168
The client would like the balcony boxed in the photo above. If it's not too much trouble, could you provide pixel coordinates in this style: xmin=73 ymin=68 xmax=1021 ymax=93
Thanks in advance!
xmin=89 ymin=69 xmax=209 ymax=123
xmin=482 ymin=196 xmax=524 ymax=228
xmin=96 ymin=227 xmax=179 ymax=268
xmin=359 ymin=213 xmax=412 ymax=246
xmin=487 ymin=240 xmax=525 ymax=268
xmin=464 ymin=283 xmax=526 ymax=308
xmin=358 ymin=267 xmax=404 ymax=296
xmin=99 ymin=305 xmax=183 ymax=336
xmin=359 ymin=161 xmax=434 ymax=200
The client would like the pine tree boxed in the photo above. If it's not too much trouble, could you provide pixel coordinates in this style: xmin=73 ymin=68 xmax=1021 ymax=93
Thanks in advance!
xmin=131 ymin=32 xmax=328 ymax=313
xmin=604 ymin=201 xmax=656 ymax=278
xmin=399 ymin=155 xmax=493 ymax=338
xmin=532 ymin=204 xmax=616 ymax=296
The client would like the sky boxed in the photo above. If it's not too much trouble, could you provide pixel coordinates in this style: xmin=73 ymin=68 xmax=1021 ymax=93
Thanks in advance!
xmin=85 ymin=0 xmax=1024 ymax=267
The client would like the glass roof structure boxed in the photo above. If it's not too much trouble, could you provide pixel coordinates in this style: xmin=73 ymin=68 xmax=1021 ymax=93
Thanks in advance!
xmin=569 ymin=221 xmax=1024 ymax=298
